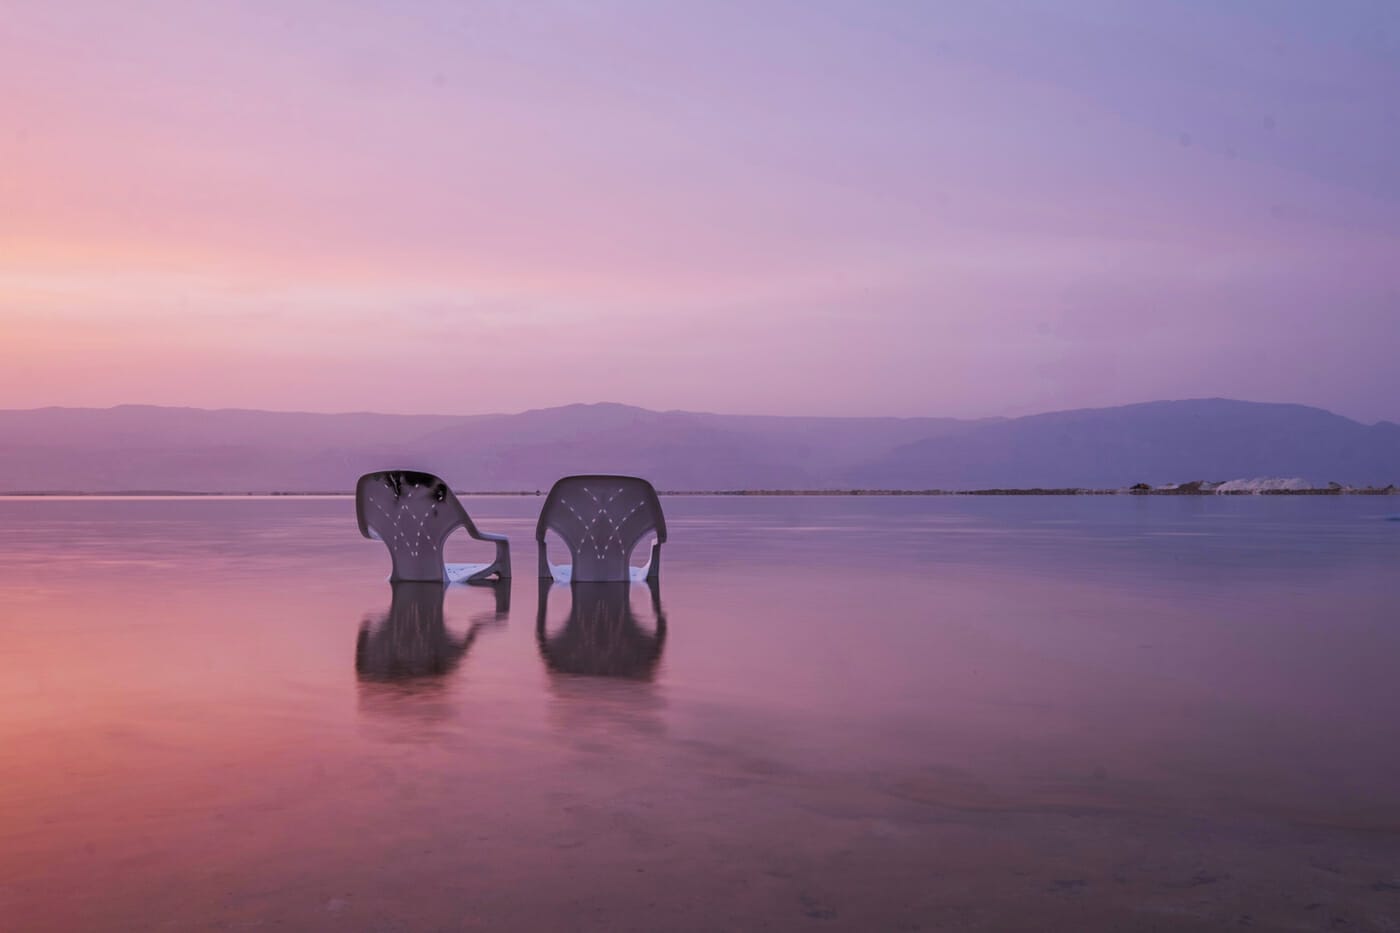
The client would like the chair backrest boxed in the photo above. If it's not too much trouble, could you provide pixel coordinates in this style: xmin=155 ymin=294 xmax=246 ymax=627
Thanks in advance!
xmin=536 ymin=475 xmax=666 ymax=582
xmin=356 ymin=470 xmax=468 ymax=582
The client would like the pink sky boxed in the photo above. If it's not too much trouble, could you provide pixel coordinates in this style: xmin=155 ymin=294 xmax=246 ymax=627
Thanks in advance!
xmin=3 ymin=1 xmax=1398 ymax=421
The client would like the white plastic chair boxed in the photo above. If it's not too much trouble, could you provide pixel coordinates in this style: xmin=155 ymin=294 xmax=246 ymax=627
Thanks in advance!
xmin=356 ymin=470 xmax=510 ymax=583
xmin=535 ymin=474 xmax=666 ymax=583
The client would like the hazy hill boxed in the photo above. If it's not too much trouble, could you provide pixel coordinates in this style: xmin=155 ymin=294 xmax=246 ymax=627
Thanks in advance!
xmin=0 ymin=399 xmax=1395 ymax=492
xmin=399 ymin=404 xmax=980 ymax=491
xmin=0 ymin=402 xmax=977 ymax=492
xmin=851 ymin=399 xmax=1400 ymax=489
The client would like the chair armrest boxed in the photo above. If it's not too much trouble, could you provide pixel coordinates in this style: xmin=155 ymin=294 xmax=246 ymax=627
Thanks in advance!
xmin=458 ymin=530 xmax=511 ymax=580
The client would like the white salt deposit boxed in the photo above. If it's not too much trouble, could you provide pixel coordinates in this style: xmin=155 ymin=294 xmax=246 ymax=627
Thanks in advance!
xmin=1214 ymin=477 xmax=1312 ymax=493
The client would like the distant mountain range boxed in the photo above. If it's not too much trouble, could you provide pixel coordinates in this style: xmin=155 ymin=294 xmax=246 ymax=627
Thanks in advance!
xmin=0 ymin=399 xmax=1396 ymax=492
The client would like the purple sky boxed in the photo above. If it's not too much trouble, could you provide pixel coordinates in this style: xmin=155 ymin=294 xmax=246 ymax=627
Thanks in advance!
xmin=3 ymin=1 xmax=1398 ymax=421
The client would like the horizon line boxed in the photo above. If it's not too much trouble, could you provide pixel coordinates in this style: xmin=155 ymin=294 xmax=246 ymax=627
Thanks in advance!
xmin=4 ymin=484 xmax=1397 ymax=498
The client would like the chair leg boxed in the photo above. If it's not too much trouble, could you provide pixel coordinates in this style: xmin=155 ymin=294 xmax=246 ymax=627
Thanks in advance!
xmin=645 ymin=540 xmax=661 ymax=581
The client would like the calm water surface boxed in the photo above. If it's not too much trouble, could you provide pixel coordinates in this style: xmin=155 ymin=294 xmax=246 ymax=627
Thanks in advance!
xmin=2 ymin=496 xmax=1399 ymax=931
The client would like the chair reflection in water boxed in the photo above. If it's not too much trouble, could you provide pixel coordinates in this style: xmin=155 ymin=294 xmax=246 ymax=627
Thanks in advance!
xmin=536 ymin=578 xmax=666 ymax=680
xmin=356 ymin=580 xmax=510 ymax=681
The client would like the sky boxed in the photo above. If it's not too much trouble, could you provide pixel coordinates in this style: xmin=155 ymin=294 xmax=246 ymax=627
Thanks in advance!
xmin=2 ymin=0 xmax=1399 ymax=422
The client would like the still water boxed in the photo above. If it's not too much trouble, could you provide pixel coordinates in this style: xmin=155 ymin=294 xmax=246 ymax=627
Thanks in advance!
xmin=1 ymin=495 xmax=1398 ymax=931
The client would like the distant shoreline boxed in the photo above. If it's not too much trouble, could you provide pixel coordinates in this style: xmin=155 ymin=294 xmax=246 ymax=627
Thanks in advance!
xmin=2 ymin=487 xmax=1396 ymax=498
